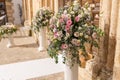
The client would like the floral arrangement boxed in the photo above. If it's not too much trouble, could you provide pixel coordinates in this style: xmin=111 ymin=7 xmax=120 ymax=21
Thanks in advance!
xmin=32 ymin=8 xmax=53 ymax=33
xmin=47 ymin=1 xmax=104 ymax=66
xmin=0 ymin=24 xmax=17 ymax=38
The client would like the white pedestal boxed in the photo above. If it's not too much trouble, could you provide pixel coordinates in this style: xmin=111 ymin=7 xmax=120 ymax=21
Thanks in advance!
xmin=64 ymin=63 xmax=78 ymax=80
xmin=38 ymin=27 xmax=47 ymax=51
xmin=7 ymin=34 xmax=15 ymax=48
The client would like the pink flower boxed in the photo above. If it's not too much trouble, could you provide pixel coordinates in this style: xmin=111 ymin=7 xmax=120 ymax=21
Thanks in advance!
xmin=75 ymin=16 xmax=80 ymax=22
xmin=65 ymin=25 xmax=71 ymax=31
xmin=66 ymin=19 xmax=72 ymax=26
xmin=54 ymin=32 xmax=58 ymax=38
xmin=61 ymin=44 xmax=68 ymax=49
xmin=59 ymin=18 xmax=64 ymax=23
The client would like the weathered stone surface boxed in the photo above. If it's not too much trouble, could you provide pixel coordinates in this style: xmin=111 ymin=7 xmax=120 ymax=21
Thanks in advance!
xmin=113 ymin=67 xmax=120 ymax=80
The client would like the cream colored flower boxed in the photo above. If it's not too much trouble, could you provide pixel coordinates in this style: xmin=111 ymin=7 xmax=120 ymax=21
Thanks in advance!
xmin=74 ymin=32 xmax=79 ymax=37
xmin=80 ymin=33 xmax=83 ymax=36
xmin=78 ymin=27 xmax=82 ymax=30
xmin=85 ymin=35 xmax=89 ymax=38
xmin=71 ymin=11 xmax=75 ymax=14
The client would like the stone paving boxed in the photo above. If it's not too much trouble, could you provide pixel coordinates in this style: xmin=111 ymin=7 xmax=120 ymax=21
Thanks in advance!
xmin=0 ymin=33 xmax=49 ymax=65
xmin=28 ymin=72 xmax=64 ymax=80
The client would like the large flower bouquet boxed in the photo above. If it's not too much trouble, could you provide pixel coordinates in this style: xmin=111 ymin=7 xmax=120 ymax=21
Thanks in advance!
xmin=47 ymin=1 xmax=103 ymax=66
xmin=0 ymin=24 xmax=17 ymax=38
xmin=32 ymin=8 xmax=53 ymax=33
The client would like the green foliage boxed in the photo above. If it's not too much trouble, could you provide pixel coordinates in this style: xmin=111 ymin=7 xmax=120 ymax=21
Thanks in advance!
xmin=0 ymin=25 xmax=17 ymax=38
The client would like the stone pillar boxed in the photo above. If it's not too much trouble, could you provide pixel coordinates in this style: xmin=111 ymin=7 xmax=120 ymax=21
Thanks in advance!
xmin=39 ymin=0 xmax=43 ymax=7
xmin=54 ymin=0 xmax=59 ymax=13
xmin=113 ymin=1 xmax=120 ymax=80
xmin=91 ymin=0 xmax=112 ymax=79
xmin=106 ymin=0 xmax=119 ymax=71
xmin=50 ymin=0 xmax=54 ymax=11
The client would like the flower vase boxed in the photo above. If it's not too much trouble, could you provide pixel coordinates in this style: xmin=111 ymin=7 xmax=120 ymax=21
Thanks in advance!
xmin=38 ymin=27 xmax=47 ymax=51
xmin=63 ymin=51 xmax=78 ymax=80
xmin=7 ymin=34 xmax=15 ymax=48
xmin=64 ymin=62 xmax=78 ymax=80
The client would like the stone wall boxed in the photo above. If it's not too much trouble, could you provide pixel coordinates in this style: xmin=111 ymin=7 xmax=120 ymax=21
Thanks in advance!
xmin=5 ymin=1 xmax=14 ymax=23
xmin=12 ymin=0 xmax=22 ymax=25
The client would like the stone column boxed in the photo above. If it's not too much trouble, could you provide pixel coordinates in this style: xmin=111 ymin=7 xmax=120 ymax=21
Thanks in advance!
xmin=50 ymin=0 xmax=54 ymax=11
xmin=91 ymin=0 xmax=112 ymax=79
xmin=106 ymin=0 xmax=119 ymax=71
xmin=113 ymin=1 xmax=120 ymax=80
xmin=39 ymin=0 xmax=43 ymax=8
xmin=54 ymin=0 xmax=59 ymax=13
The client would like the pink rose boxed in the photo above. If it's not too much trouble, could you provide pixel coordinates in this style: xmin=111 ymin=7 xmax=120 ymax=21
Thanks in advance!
xmin=65 ymin=25 xmax=71 ymax=31
xmin=61 ymin=44 xmax=68 ymax=49
xmin=75 ymin=16 xmax=80 ymax=22
xmin=66 ymin=19 xmax=72 ymax=26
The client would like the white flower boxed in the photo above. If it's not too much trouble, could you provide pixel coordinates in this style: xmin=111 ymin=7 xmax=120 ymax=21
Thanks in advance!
xmin=78 ymin=27 xmax=82 ymax=30
xmin=73 ymin=5 xmax=79 ymax=11
xmin=78 ymin=14 xmax=82 ymax=18
xmin=74 ymin=32 xmax=79 ymax=37
xmin=57 ymin=21 xmax=60 ymax=27
xmin=88 ymin=7 xmax=91 ymax=11
xmin=67 ymin=14 xmax=71 ymax=18
xmin=66 ymin=33 xmax=70 ymax=37
xmin=53 ymin=28 xmax=57 ymax=32
xmin=57 ymin=31 xmax=63 ymax=36
xmin=71 ymin=38 xmax=77 ymax=44
xmin=73 ymin=1 xmax=79 ymax=6
xmin=80 ymin=33 xmax=83 ymax=36
xmin=71 ymin=11 xmax=75 ymax=14
xmin=85 ymin=35 xmax=89 ymax=38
